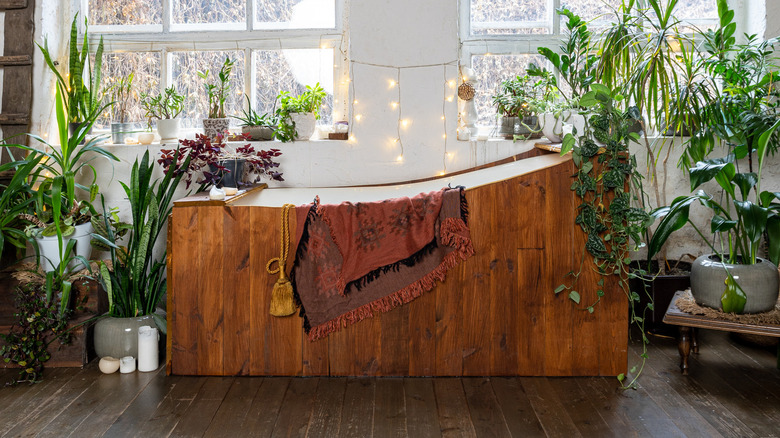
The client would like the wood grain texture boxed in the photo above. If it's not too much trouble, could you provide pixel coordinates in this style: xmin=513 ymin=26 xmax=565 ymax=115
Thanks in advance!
xmin=222 ymin=206 xmax=251 ymax=375
xmin=0 ymin=0 xmax=27 ymax=10
xmin=168 ymin=157 xmax=629 ymax=376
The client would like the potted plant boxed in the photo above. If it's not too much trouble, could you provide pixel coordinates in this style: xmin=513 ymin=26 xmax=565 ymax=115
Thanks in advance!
xmin=235 ymin=96 xmax=277 ymax=141
xmin=90 ymin=150 xmax=189 ymax=359
xmin=531 ymin=8 xmax=596 ymax=143
xmin=6 ymin=87 xmax=118 ymax=275
xmin=197 ymin=56 xmax=235 ymax=139
xmin=140 ymin=85 xmax=185 ymax=141
xmin=108 ymin=72 xmax=135 ymax=144
xmin=158 ymin=133 xmax=284 ymax=190
xmin=37 ymin=13 xmax=105 ymax=138
xmin=275 ymin=83 xmax=327 ymax=142
xmin=492 ymin=72 xmax=553 ymax=139
xmin=0 ymin=149 xmax=46 ymax=268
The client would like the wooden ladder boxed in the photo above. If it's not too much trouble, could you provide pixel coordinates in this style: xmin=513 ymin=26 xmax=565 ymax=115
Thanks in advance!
xmin=0 ymin=0 xmax=34 ymax=181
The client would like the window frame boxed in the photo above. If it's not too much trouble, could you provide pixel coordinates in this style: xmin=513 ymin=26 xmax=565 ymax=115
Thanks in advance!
xmin=79 ymin=0 xmax=348 ymax=130
xmin=459 ymin=0 xmax=723 ymax=129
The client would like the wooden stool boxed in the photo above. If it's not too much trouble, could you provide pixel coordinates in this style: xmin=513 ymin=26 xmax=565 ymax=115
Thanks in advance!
xmin=663 ymin=291 xmax=780 ymax=375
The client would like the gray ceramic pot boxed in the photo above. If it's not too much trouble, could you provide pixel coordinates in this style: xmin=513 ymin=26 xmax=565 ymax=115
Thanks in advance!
xmin=690 ymin=254 xmax=779 ymax=313
xmin=94 ymin=314 xmax=157 ymax=359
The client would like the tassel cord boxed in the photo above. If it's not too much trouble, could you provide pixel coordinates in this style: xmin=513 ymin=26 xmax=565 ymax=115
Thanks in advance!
xmin=266 ymin=204 xmax=295 ymax=279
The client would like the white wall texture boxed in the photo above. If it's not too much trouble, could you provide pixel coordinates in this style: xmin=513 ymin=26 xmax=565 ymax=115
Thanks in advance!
xmin=13 ymin=0 xmax=780 ymax=262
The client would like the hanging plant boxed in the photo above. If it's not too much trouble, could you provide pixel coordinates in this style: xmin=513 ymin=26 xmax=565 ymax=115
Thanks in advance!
xmin=556 ymin=84 xmax=649 ymax=388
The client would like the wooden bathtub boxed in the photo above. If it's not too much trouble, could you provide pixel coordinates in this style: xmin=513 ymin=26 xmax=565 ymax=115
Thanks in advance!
xmin=166 ymin=149 xmax=628 ymax=376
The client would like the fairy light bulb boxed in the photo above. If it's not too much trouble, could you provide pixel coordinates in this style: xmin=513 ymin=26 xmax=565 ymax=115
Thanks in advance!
xmin=390 ymin=101 xmax=398 ymax=109
xmin=401 ymin=119 xmax=409 ymax=128
xmin=396 ymin=155 xmax=403 ymax=162
xmin=355 ymin=114 xmax=362 ymax=121
xmin=448 ymin=80 xmax=456 ymax=88
xmin=388 ymin=79 xmax=396 ymax=88
xmin=446 ymin=96 xmax=454 ymax=102
xmin=438 ymin=171 xmax=446 ymax=176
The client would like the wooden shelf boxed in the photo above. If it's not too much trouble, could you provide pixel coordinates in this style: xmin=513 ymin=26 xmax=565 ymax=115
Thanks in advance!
xmin=172 ymin=183 xmax=268 ymax=207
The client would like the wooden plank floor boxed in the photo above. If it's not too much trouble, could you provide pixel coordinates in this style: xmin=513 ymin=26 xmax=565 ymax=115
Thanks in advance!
xmin=0 ymin=330 xmax=778 ymax=437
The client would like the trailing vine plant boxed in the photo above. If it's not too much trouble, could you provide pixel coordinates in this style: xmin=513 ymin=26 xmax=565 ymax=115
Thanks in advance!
xmin=556 ymin=84 xmax=650 ymax=388
xmin=0 ymin=284 xmax=72 ymax=385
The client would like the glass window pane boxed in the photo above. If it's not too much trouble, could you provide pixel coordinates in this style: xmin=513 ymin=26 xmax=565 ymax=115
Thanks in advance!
xmin=471 ymin=54 xmax=549 ymax=127
xmin=471 ymin=0 xmax=550 ymax=35
xmin=562 ymin=0 xmax=622 ymax=23
xmin=254 ymin=49 xmax=334 ymax=125
xmin=255 ymin=0 xmax=335 ymax=29
xmin=95 ymin=52 xmax=162 ymax=131
xmin=88 ymin=0 xmax=162 ymax=25
xmin=171 ymin=51 xmax=246 ymax=128
xmin=173 ymin=0 xmax=246 ymax=25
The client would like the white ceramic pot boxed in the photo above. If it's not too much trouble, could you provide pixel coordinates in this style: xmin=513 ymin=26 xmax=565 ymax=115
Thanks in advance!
xmin=289 ymin=112 xmax=317 ymax=140
xmin=541 ymin=111 xmax=585 ymax=143
xmin=34 ymin=222 xmax=94 ymax=273
xmin=138 ymin=132 xmax=155 ymax=145
xmin=156 ymin=118 xmax=180 ymax=140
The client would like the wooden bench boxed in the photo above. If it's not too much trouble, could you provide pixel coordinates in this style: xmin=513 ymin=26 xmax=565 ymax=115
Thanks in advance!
xmin=663 ymin=290 xmax=780 ymax=375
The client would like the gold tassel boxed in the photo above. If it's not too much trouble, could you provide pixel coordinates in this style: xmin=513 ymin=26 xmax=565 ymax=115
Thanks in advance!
xmin=267 ymin=204 xmax=297 ymax=316
xmin=270 ymin=271 xmax=296 ymax=317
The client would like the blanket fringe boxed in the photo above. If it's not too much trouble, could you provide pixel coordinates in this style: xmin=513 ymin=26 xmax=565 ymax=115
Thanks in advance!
xmin=307 ymin=232 xmax=474 ymax=342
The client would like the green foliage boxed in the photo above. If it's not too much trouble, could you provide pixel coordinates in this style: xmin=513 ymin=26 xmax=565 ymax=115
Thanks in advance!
xmin=274 ymin=83 xmax=327 ymax=142
xmin=721 ymin=273 xmax=747 ymax=314
xmin=36 ymin=13 xmax=105 ymax=124
xmin=108 ymin=72 xmax=135 ymax=123
xmin=492 ymin=72 xmax=557 ymax=118
xmin=234 ymin=95 xmax=277 ymax=127
xmin=197 ymin=56 xmax=235 ymax=119
xmin=558 ymin=84 xmax=649 ymax=389
xmin=140 ymin=86 xmax=185 ymax=121
xmin=0 ymin=149 xmax=45 ymax=256
xmin=649 ymin=120 xmax=780 ymax=266
xmin=92 ymin=151 xmax=189 ymax=326
xmin=535 ymin=8 xmax=598 ymax=103
xmin=0 ymin=284 xmax=71 ymax=385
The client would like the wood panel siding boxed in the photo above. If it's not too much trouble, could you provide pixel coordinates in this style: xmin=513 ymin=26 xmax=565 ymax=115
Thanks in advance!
xmin=168 ymin=158 xmax=628 ymax=376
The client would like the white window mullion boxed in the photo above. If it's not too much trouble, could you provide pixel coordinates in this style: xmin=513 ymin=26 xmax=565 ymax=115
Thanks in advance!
xmin=162 ymin=0 xmax=172 ymax=34
xmin=245 ymin=47 xmax=254 ymax=113
xmin=247 ymin=0 xmax=255 ymax=31
xmin=161 ymin=48 xmax=170 ymax=91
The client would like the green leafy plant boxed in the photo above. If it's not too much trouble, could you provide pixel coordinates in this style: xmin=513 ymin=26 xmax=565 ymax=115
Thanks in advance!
xmin=140 ymin=85 xmax=185 ymax=120
xmin=91 ymin=150 xmax=190 ymax=332
xmin=0 ymin=284 xmax=72 ymax=385
xmin=649 ymin=119 xmax=780 ymax=267
xmin=0 ymin=149 xmax=45 ymax=260
xmin=492 ymin=72 xmax=556 ymax=118
xmin=274 ymin=83 xmax=327 ymax=142
xmin=197 ymin=57 xmax=235 ymax=119
xmin=108 ymin=72 xmax=135 ymax=123
xmin=557 ymin=84 xmax=648 ymax=388
xmin=37 ymin=13 xmax=105 ymax=124
xmin=235 ymin=95 xmax=277 ymax=127
xmin=535 ymin=8 xmax=598 ymax=104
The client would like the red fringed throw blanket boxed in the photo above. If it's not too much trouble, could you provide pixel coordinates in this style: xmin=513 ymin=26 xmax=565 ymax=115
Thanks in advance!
xmin=291 ymin=187 xmax=474 ymax=341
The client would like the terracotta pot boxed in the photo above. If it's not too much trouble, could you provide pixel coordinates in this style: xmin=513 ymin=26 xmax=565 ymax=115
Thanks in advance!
xmin=690 ymin=254 xmax=779 ymax=313
xmin=94 ymin=314 xmax=157 ymax=359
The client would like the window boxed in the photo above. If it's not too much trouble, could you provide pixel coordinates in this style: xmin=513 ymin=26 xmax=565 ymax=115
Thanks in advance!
xmin=461 ymin=0 xmax=719 ymax=127
xmin=83 ymin=0 xmax=345 ymax=131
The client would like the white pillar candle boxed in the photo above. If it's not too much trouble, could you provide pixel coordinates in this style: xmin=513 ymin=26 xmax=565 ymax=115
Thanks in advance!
xmin=120 ymin=356 xmax=136 ymax=373
xmin=137 ymin=325 xmax=159 ymax=372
